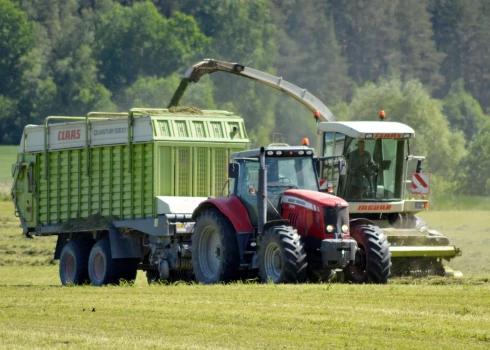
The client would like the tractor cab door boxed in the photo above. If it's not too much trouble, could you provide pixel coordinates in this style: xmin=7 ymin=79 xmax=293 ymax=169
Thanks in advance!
xmin=316 ymin=155 xmax=346 ymax=194
xmin=233 ymin=160 xmax=260 ymax=227
xmin=12 ymin=157 xmax=37 ymax=231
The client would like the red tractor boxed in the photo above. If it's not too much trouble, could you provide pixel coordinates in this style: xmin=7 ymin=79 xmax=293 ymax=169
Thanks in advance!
xmin=191 ymin=144 xmax=392 ymax=284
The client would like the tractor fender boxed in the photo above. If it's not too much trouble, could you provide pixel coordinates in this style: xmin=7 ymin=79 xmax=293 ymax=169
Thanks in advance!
xmin=192 ymin=196 xmax=253 ymax=233
xmin=349 ymin=218 xmax=375 ymax=227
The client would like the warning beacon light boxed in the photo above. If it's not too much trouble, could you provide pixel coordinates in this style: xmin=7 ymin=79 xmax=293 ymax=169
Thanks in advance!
xmin=302 ymin=138 xmax=309 ymax=146
xmin=313 ymin=110 xmax=321 ymax=121
xmin=379 ymin=110 xmax=386 ymax=120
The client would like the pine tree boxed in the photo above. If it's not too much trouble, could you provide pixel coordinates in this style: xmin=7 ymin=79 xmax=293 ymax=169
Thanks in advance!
xmin=431 ymin=0 xmax=490 ymax=111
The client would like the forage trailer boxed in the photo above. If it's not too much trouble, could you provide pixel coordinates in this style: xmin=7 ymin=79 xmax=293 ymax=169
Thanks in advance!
xmin=12 ymin=108 xmax=249 ymax=285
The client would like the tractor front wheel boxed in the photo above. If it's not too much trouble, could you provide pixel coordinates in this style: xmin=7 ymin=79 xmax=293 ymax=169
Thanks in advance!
xmin=259 ymin=225 xmax=307 ymax=283
xmin=344 ymin=224 xmax=391 ymax=284
xmin=192 ymin=208 xmax=240 ymax=284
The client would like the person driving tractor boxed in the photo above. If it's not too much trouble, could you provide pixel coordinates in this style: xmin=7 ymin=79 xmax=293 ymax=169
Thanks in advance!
xmin=347 ymin=139 xmax=377 ymax=198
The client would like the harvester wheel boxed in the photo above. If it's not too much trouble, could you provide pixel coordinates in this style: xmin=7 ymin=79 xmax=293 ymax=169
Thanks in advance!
xmin=259 ymin=225 xmax=307 ymax=283
xmin=88 ymin=239 xmax=123 ymax=286
xmin=344 ymin=225 xmax=391 ymax=284
xmin=192 ymin=208 xmax=240 ymax=284
xmin=59 ymin=239 xmax=95 ymax=285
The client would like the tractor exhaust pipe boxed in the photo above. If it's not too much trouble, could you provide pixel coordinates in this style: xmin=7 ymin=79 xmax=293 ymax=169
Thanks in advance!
xmin=257 ymin=147 xmax=267 ymax=236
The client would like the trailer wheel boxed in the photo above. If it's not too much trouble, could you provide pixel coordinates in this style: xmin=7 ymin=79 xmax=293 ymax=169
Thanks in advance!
xmin=344 ymin=225 xmax=391 ymax=284
xmin=192 ymin=208 xmax=240 ymax=284
xmin=259 ymin=225 xmax=307 ymax=283
xmin=88 ymin=239 xmax=123 ymax=286
xmin=59 ymin=239 xmax=95 ymax=285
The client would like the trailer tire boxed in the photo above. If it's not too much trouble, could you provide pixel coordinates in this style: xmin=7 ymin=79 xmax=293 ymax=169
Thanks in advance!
xmin=344 ymin=224 xmax=391 ymax=284
xmin=59 ymin=239 xmax=95 ymax=285
xmin=88 ymin=239 xmax=122 ymax=286
xmin=259 ymin=225 xmax=307 ymax=283
xmin=192 ymin=208 xmax=240 ymax=284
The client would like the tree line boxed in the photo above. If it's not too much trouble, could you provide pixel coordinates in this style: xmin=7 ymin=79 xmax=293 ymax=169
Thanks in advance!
xmin=1 ymin=0 xmax=489 ymax=195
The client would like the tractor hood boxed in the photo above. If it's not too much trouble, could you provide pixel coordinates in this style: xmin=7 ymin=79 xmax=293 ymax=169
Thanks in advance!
xmin=281 ymin=189 xmax=349 ymax=211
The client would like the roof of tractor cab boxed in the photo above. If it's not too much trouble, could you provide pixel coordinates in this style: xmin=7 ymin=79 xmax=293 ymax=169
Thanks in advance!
xmin=317 ymin=121 xmax=415 ymax=139
xmin=231 ymin=145 xmax=315 ymax=159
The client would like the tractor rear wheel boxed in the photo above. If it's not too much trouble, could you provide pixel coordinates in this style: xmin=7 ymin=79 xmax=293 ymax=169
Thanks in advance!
xmin=344 ymin=224 xmax=391 ymax=284
xmin=59 ymin=239 xmax=95 ymax=285
xmin=192 ymin=208 xmax=240 ymax=284
xmin=259 ymin=225 xmax=307 ymax=283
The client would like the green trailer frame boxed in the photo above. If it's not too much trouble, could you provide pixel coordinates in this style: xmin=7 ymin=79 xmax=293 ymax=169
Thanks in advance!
xmin=12 ymin=108 xmax=249 ymax=237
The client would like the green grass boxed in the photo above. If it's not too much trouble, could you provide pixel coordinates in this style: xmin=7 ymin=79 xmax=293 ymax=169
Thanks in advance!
xmin=430 ymin=194 xmax=490 ymax=211
xmin=1 ymin=145 xmax=490 ymax=348
xmin=0 ymin=145 xmax=17 ymax=183
xmin=0 ymin=277 xmax=489 ymax=349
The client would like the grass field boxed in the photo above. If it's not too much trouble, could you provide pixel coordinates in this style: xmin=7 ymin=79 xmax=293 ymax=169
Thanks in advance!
xmin=1 ymin=146 xmax=490 ymax=349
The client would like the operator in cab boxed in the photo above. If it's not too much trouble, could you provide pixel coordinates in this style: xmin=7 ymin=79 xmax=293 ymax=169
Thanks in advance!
xmin=347 ymin=139 xmax=377 ymax=199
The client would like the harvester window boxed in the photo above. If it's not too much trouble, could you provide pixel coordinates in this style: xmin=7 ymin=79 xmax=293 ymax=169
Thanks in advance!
xmin=323 ymin=132 xmax=346 ymax=157
xmin=343 ymin=138 xmax=402 ymax=201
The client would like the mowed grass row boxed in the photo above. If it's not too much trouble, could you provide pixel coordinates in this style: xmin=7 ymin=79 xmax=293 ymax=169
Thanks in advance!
xmin=0 ymin=277 xmax=489 ymax=350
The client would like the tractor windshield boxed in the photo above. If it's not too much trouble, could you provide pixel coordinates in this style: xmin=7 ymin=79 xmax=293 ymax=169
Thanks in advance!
xmin=266 ymin=157 xmax=319 ymax=191
xmin=234 ymin=156 xmax=319 ymax=194
xmin=233 ymin=156 xmax=318 ymax=226
xmin=322 ymin=132 xmax=406 ymax=201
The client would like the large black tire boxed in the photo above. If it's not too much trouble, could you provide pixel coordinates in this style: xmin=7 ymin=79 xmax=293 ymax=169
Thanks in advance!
xmin=259 ymin=225 xmax=307 ymax=283
xmin=191 ymin=208 xmax=240 ymax=284
xmin=88 ymin=239 xmax=138 ymax=286
xmin=344 ymin=224 xmax=391 ymax=284
xmin=59 ymin=239 xmax=95 ymax=285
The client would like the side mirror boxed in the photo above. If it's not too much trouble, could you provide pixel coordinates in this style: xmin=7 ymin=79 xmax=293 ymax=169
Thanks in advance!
xmin=228 ymin=162 xmax=240 ymax=179
xmin=416 ymin=159 xmax=423 ymax=173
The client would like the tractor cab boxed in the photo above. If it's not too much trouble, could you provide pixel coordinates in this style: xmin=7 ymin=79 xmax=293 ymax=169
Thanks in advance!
xmin=316 ymin=121 xmax=415 ymax=203
xmin=228 ymin=144 xmax=319 ymax=226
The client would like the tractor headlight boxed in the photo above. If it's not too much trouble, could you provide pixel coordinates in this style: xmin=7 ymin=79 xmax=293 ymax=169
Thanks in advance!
xmin=341 ymin=224 xmax=349 ymax=233
xmin=326 ymin=225 xmax=335 ymax=233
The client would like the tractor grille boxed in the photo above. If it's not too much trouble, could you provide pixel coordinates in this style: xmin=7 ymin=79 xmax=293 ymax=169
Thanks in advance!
xmin=324 ymin=205 xmax=349 ymax=238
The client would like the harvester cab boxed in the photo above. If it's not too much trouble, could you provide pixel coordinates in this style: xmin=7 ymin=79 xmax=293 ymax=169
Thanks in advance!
xmin=190 ymin=143 xmax=382 ymax=284
xmin=316 ymin=120 xmax=462 ymax=276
